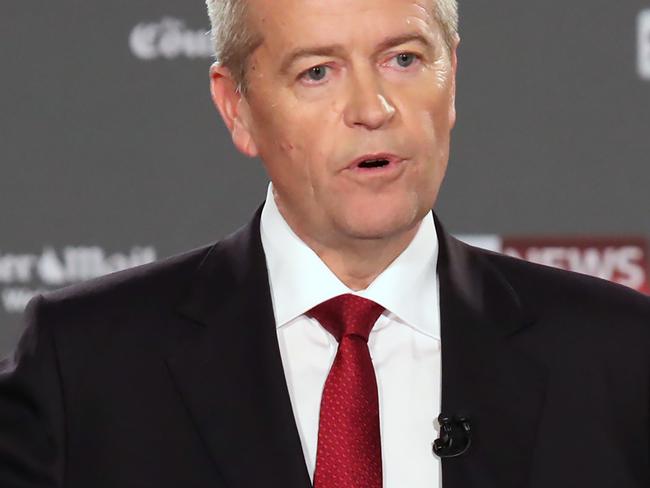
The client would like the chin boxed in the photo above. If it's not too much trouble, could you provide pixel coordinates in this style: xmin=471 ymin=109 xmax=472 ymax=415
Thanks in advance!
xmin=337 ymin=203 xmax=422 ymax=241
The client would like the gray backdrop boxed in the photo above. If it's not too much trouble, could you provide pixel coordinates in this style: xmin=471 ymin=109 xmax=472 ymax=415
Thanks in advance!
xmin=2 ymin=1 xmax=649 ymax=357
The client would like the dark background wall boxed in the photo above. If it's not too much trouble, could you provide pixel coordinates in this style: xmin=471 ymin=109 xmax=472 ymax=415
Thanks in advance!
xmin=1 ymin=1 xmax=649 ymax=357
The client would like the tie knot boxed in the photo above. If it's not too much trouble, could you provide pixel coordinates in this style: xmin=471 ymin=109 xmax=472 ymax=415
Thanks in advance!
xmin=308 ymin=294 xmax=384 ymax=343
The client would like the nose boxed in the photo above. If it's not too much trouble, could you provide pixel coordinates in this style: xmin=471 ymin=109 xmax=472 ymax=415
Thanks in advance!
xmin=343 ymin=67 xmax=396 ymax=130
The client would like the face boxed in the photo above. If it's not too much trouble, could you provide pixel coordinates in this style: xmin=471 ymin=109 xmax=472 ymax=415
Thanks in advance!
xmin=211 ymin=0 xmax=458 ymax=249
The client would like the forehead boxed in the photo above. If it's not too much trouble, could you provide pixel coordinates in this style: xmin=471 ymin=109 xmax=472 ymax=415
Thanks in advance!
xmin=248 ymin=0 xmax=437 ymax=51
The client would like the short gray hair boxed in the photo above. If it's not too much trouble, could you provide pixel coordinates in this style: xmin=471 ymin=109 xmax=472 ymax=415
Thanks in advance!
xmin=205 ymin=0 xmax=459 ymax=94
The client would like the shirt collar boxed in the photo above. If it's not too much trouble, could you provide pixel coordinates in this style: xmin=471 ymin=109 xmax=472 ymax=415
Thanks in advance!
xmin=260 ymin=183 xmax=440 ymax=339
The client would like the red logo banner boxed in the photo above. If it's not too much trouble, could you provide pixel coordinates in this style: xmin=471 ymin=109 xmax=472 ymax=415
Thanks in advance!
xmin=501 ymin=237 xmax=649 ymax=295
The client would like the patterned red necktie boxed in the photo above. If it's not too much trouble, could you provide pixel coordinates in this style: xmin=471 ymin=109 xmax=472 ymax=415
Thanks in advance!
xmin=308 ymin=294 xmax=385 ymax=488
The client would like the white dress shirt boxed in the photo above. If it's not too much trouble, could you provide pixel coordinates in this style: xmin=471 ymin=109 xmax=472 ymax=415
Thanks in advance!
xmin=260 ymin=183 xmax=442 ymax=487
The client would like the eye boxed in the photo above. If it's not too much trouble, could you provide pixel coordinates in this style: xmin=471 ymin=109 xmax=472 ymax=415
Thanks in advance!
xmin=300 ymin=65 xmax=329 ymax=83
xmin=392 ymin=52 xmax=420 ymax=69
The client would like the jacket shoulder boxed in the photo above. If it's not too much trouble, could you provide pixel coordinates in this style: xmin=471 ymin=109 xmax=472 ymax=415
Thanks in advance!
xmin=472 ymin=244 xmax=650 ymax=325
xmin=29 ymin=243 xmax=214 ymax=332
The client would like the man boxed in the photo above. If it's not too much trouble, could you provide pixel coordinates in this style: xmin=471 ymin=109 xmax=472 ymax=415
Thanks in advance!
xmin=0 ymin=0 xmax=648 ymax=487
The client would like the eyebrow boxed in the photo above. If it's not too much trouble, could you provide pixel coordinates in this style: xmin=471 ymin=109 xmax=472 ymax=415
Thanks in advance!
xmin=278 ymin=33 xmax=435 ymax=75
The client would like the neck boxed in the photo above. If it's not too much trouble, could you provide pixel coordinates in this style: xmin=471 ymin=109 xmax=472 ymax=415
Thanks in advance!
xmin=309 ymin=226 xmax=421 ymax=291
xmin=276 ymin=203 xmax=422 ymax=291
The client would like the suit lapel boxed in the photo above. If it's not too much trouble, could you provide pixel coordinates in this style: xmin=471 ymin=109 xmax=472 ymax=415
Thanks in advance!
xmin=164 ymin=205 xmax=546 ymax=488
xmin=434 ymin=215 xmax=547 ymax=488
xmin=166 ymin=206 xmax=312 ymax=488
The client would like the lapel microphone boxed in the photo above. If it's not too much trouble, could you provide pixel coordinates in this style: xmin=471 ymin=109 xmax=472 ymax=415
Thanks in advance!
xmin=432 ymin=413 xmax=472 ymax=458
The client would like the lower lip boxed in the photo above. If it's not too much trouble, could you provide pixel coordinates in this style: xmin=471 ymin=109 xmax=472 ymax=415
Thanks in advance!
xmin=346 ymin=159 xmax=407 ymax=180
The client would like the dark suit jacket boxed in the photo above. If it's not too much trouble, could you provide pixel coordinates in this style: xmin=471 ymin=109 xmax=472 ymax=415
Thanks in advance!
xmin=1 ymin=207 xmax=649 ymax=488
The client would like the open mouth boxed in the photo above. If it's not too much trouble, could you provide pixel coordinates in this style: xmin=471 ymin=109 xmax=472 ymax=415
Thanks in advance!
xmin=348 ymin=153 xmax=402 ymax=171
xmin=357 ymin=158 xmax=391 ymax=169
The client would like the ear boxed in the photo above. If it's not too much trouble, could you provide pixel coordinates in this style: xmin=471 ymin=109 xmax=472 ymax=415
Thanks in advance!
xmin=209 ymin=62 xmax=259 ymax=158
xmin=448 ymin=35 xmax=460 ymax=129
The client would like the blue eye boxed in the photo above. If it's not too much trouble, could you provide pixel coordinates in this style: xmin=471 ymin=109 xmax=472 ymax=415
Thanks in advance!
xmin=304 ymin=65 xmax=328 ymax=81
xmin=395 ymin=52 xmax=417 ymax=68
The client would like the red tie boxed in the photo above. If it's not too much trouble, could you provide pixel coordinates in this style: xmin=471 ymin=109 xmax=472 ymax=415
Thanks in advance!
xmin=308 ymin=294 xmax=385 ymax=488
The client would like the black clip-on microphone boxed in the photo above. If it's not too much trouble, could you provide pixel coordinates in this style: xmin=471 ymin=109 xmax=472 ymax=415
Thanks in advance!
xmin=432 ymin=413 xmax=472 ymax=458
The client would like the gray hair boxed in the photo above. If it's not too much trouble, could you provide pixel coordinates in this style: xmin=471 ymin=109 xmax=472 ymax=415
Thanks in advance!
xmin=205 ymin=0 xmax=459 ymax=94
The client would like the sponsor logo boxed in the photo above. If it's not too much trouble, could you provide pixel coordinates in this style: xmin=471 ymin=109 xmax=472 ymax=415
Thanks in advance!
xmin=503 ymin=237 xmax=649 ymax=293
xmin=456 ymin=235 xmax=649 ymax=294
xmin=129 ymin=17 xmax=212 ymax=60
xmin=639 ymin=9 xmax=650 ymax=80
xmin=0 ymin=246 xmax=157 ymax=314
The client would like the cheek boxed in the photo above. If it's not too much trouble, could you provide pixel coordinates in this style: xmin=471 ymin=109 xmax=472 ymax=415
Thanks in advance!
xmin=270 ymin=103 xmax=340 ymax=175
xmin=405 ymin=102 xmax=445 ymax=157
xmin=254 ymin=112 xmax=331 ymax=196
xmin=256 ymin=95 xmax=317 ymax=152
xmin=401 ymin=89 xmax=453 ymax=187
xmin=249 ymin=97 xmax=300 ymax=160
xmin=420 ymin=91 xmax=454 ymax=150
